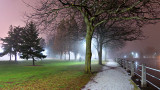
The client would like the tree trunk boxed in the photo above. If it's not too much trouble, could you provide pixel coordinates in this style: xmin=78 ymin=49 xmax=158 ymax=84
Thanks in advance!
xmin=98 ymin=37 xmax=103 ymax=65
xmin=69 ymin=51 xmax=70 ymax=61
xmin=65 ymin=52 xmax=66 ymax=60
xmin=15 ymin=52 xmax=17 ymax=62
xmin=85 ymin=23 xmax=94 ymax=74
xmin=27 ymin=54 xmax=28 ymax=60
xmin=74 ymin=53 xmax=77 ymax=60
xmin=9 ymin=52 xmax=11 ymax=61
xmin=32 ymin=57 xmax=35 ymax=66
xmin=105 ymin=48 xmax=107 ymax=61
xmin=60 ymin=52 xmax=62 ymax=60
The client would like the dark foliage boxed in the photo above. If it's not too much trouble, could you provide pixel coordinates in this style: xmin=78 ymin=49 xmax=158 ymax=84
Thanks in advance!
xmin=19 ymin=22 xmax=46 ymax=65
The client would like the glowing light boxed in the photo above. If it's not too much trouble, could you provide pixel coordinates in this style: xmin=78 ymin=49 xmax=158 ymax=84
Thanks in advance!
xmin=83 ymin=40 xmax=86 ymax=49
xmin=135 ymin=61 xmax=138 ymax=69
xmin=124 ymin=55 xmax=127 ymax=58
xmin=42 ymin=48 xmax=48 ymax=55
xmin=131 ymin=52 xmax=134 ymax=55
xmin=0 ymin=48 xmax=3 ymax=53
xmin=77 ymin=54 xmax=80 ymax=60
xmin=134 ymin=53 xmax=139 ymax=58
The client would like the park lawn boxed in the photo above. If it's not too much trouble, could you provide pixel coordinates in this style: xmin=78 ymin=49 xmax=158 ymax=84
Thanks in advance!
xmin=0 ymin=60 xmax=103 ymax=89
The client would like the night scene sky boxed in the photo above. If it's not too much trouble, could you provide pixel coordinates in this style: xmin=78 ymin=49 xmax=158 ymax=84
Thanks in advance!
xmin=0 ymin=0 xmax=160 ymax=53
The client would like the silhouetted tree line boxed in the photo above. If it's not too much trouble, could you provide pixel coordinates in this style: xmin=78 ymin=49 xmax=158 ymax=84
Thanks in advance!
xmin=51 ymin=16 xmax=86 ymax=61
xmin=0 ymin=22 xmax=46 ymax=65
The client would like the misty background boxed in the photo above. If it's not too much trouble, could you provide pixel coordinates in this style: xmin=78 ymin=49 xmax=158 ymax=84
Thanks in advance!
xmin=0 ymin=0 xmax=160 ymax=60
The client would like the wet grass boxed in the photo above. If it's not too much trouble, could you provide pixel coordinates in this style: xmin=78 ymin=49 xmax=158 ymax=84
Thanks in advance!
xmin=129 ymin=79 xmax=140 ymax=90
xmin=0 ymin=60 xmax=103 ymax=89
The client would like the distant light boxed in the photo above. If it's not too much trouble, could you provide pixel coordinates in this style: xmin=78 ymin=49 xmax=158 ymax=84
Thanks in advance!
xmin=42 ymin=48 xmax=48 ymax=55
xmin=77 ymin=54 xmax=80 ymax=60
xmin=124 ymin=55 xmax=127 ymax=58
xmin=0 ymin=48 xmax=3 ymax=53
xmin=83 ymin=40 xmax=86 ymax=49
xmin=131 ymin=52 xmax=134 ymax=55
xmin=135 ymin=61 xmax=138 ymax=68
xmin=134 ymin=53 xmax=139 ymax=58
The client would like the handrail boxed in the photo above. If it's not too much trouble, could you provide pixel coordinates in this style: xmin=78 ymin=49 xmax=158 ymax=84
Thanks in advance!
xmin=134 ymin=72 xmax=141 ymax=77
xmin=146 ymin=66 xmax=160 ymax=73
xmin=146 ymin=80 xmax=160 ymax=90
xmin=116 ymin=58 xmax=160 ymax=89
xmin=137 ymin=69 xmax=141 ymax=72
xmin=137 ymin=64 xmax=142 ymax=67
xmin=146 ymin=73 xmax=160 ymax=81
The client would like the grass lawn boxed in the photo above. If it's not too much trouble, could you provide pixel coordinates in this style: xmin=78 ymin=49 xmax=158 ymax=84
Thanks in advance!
xmin=0 ymin=60 xmax=103 ymax=90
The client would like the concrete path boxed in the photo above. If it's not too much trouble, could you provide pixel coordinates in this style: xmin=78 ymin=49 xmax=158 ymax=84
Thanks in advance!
xmin=82 ymin=59 xmax=134 ymax=90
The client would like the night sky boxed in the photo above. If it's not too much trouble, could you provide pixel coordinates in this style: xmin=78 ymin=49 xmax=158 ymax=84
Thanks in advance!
xmin=0 ymin=0 xmax=160 ymax=53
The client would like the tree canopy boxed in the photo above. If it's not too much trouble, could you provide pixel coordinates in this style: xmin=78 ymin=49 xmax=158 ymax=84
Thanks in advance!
xmin=28 ymin=0 xmax=160 ymax=73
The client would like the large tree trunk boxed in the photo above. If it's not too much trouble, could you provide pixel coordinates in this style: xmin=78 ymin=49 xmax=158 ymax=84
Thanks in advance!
xmin=85 ymin=22 xmax=94 ymax=74
xmin=98 ymin=37 xmax=103 ymax=65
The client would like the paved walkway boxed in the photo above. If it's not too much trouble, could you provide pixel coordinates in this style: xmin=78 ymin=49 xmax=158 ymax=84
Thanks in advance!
xmin=82 ymin=59 xmax=134 ymax=90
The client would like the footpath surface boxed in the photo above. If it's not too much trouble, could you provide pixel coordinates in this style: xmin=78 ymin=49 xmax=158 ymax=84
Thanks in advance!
xmin=82 ymin=59 xmax=134 ymax=90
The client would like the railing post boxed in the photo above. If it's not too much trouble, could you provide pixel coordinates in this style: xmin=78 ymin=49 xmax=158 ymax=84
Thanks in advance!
xmin=125 ymin=60 xmax=128 ymax=70
xmin=122 ymin=59 xmax=125 ymax=68
xmin=131 ymin=61 xmax=135 ymax=77
xmin=141 ymin=64 xmax=147 ymax=87
xmin=120 ymin=59 xmax=122 ymax=66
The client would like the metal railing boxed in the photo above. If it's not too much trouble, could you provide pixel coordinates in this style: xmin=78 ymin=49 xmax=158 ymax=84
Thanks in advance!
xmin=116 ymin=58 xmax=160 ymax=90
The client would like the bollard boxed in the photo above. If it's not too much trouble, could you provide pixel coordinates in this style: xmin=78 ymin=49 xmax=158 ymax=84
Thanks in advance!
xmin=131 ymin=61 xmax=135 ymax=77
xmin=141 ymin=64 xmax=147 ymax=87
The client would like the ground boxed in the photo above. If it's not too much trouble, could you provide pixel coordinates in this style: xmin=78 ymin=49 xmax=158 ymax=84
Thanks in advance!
xmin=82 ymin=59 xmax=135 ymax=90
xmin=0 ymin=60 xmax=102 ymax=89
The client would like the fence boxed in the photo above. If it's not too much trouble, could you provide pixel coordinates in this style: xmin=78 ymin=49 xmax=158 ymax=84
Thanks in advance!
xmin=116 ymin=58 xmax=160 ymax=90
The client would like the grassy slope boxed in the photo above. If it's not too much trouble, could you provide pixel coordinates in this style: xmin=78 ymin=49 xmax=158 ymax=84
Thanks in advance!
xmin=0 ymin=60 xmax=103 ymax=89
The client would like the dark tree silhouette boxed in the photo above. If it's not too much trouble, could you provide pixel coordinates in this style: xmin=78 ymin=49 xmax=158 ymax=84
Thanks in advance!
xmin=0 ymin=25 xmax=14 ymax=61
xmin=1 ymin=26 xmax=23 ymax=61
xmin=20 ymin=22 xmax=46 ymax=65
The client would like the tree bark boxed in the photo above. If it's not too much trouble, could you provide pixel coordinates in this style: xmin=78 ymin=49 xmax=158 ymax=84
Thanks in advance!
xmin=85 ymin=21 xmax=94 ymax=74
xmin=98 ymin=37 xmax=103 ymax=65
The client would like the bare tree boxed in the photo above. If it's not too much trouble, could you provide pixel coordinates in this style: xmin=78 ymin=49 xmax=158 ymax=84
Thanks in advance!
xmin=53 ymin=16 xmax=85 ymax=60
xmin=27 ymin=0 xmax=160 ymax=73
xmin=94 ymin=20 xmax=144 ymax=65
